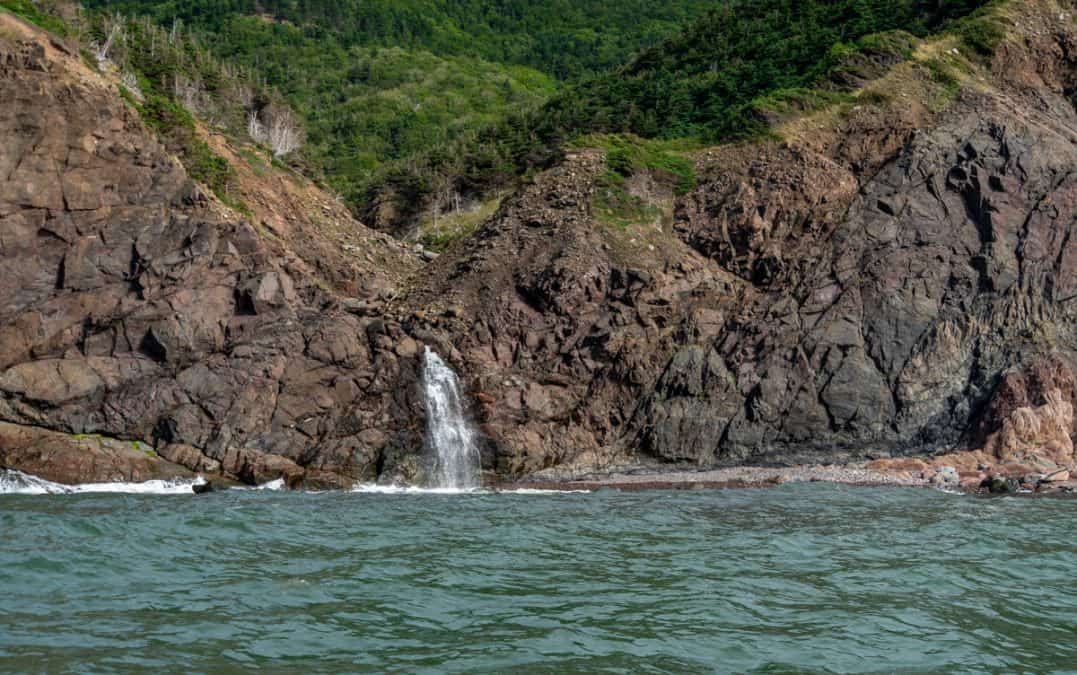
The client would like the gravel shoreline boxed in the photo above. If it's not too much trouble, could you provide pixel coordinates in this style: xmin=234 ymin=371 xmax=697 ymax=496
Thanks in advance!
xmin=506 ymin=463 xmax=1077 ymax=495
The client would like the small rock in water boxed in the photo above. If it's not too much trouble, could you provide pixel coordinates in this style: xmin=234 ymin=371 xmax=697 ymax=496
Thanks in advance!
xmin=983 ymin=475 xmax=1019 ymax=494
xmin=930 ymin=466 xmax=959 ymax=486
xmin=192 ymin=481 xmax=219 ymax=495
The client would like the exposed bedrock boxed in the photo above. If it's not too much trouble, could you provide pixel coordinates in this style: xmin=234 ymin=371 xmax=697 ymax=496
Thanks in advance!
xmin=0 ymin=29 xmax=423 ymax=486
xmin=403 ymin=19 xmax=1077 ymax=477
xmin=669 ymin=109 xmax=1076 ymax=464
xmin=1 ymin=9 xmax=1075 ymax=485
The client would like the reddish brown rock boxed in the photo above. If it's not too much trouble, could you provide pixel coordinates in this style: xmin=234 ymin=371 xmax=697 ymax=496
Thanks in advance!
xmin=0 ymin=421 xmax=192 ymax=485
xmin=1 ymin=6 xmax=1075 ymax=487
xmin=0 ymin=16 xmax=422 ymax=486
xmin=982 ymin=388 xmax=1074 ymax=466
xmin=1042 ymin=468 xmax=1071 ymax=483
xmin=400 ymin=1 xmax=1077 ymax=478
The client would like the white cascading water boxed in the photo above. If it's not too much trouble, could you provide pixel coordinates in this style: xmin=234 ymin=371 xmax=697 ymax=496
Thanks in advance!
xmin=422 ymin=346 xmax=482 ymax=490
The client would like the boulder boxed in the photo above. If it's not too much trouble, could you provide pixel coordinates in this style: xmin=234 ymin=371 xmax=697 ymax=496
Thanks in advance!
xmin=983 ymin=475 xmax=1020 ymax=494
xmin=0 ymin=421 xmax=192 ymax=485
xmin=982 ymin=387 xmax=1074 ymax=467
xmin=1041 ymin=468 xmax=1071 ymax=484
xmin=930 ymin=466 xmax=959 ymax=487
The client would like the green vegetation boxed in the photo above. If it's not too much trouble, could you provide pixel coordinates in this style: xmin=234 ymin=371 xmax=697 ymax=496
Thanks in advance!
xmin=0 ymin=0 xmax=69 ymax=36
xmin=78 ymin=0 xmax=717 ymax=216
xmin=215 ymin=30 xmax=556 ymax=178
xmin=573 ymin=134 xmax=698 ymax=195
xmin=365 ymin=0 xmax=989 ymax=230
xmin=593 ymin=173 xmax=665 ymax=231
xmin=13 ymin=0 xmax=992 ymax=236
xmin=514 ymin=0 xmax=987 ymax=142
xmin=417 ymin=196 xmax=504 ymax=253
xmin=239 ymin=148 xmax=269 ymax=177
xmin=124 ymin=63 xmax=250 ymax=212
xmin=80 ymin=0 xmax=716 ymax=79
xmin=1 ymin=1 xmax=256 ymax=212
xmin=950 ymin=1 xmax=1008 ymax=55
xmin=575 ymin=135 xmax=691 ymax=231
xmin=751 ymin=88 xmax=857 ymax=120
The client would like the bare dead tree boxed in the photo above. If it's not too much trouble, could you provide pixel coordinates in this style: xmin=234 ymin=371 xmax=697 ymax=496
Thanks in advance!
xmin=235 ymin=84 xmax=256 ymax=111
xmin=120 ymin=71 xmax=143 ymax=99
xmin=91 ymin=15 xmax=124 ymax=64
xmin=247 ymin=110 xmax=267 ymax=143
xmin=173 ymin=73 xmax=203 ymax=113
xmin=266 ymin=108 xmax=303 ymax=157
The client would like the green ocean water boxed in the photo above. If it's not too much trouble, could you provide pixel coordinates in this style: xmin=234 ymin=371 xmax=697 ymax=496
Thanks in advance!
xmin=0 ymin=484 xmax=1074 ymax=673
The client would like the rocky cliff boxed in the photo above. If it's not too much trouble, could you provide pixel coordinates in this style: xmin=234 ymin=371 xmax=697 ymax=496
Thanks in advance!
xmin=1 ymin=1 xmax=1074 ymax=487
xmin=399 ymin=0 xmax=1077 ymax=480
xmin=0 ymin=12 xmax=423 ymax=487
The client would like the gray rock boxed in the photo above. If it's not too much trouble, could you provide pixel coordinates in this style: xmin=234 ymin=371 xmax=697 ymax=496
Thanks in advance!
xmin=931 ymin=466 xmax=960 ymax=486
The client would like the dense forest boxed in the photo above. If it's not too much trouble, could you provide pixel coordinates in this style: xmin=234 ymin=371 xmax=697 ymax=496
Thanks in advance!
xmin=12 ymin=0 xmax=994 ymax=232
xmin=361 ymin=0 xmax=996 ymax=228
xmin=76 ymin=0 xmax=718 ymax=217
xmin=78 ymin=0 xmax=717 ymax=79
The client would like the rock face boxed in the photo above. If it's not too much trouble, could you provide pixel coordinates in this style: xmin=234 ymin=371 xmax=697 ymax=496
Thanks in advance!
xmin=1 ymin=3 xmax=1075 ymax=486
xmin=0 ymin=16 xmax=424 ymax=486
xmin=0 ymin=420 xmax=193 ymax=485
xmin=979 ymin=357 xmax=1076 ymax=468
xmin=399 ymin=1 xmax=1077 ymax=478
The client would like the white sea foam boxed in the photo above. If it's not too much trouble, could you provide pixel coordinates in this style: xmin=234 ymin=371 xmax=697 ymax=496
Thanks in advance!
xmin=350 ymin=483 xmax=588 ymax=495
xmin=231 ymin=477 xmax=287 ymax=491
xmin=256 ymin=478 xmax=286 ymax=490
xmin=0 ymin=469 xmax=205 ymax=495
xmin=1 ymin=469 xmax=587 ymax=496
xmin=351 ymin=483 xmax=483 ymax=495
xmin=498 ymin=488 xmax=591 ymax=495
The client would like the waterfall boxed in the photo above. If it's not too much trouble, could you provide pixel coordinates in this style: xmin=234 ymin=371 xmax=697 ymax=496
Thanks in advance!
xmin=421 ymin=347 xmax=482 ymax=489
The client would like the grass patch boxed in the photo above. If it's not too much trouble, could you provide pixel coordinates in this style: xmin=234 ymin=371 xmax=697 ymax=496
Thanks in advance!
xmin=570 ymin=134 xmax=689 ymax=230
xmin=239 ymin=148 xmax=270 ymax=177
xmin=418 ymin=195 xmax=503 ymax=252
xmin=592 ymin=171 xmax=665 ymax=230
xmin=136 ymin=93 xmax=250 ymax=215
xmin=572 ymin=133 xmax=699 ymax=195
xmin=816 ymin=30 xmax=919 ymax=84
xmin=924 ymin=57 xmax=962 ymax=92
xmin=130 ymin=440 xmax=158 ymax=457
xmin=948 ymin=0 xmax=1008 ymax=56
xmin=751 ymin=87 xmax=857 ymax=118
xmin=117 ymin=84 xmax=139 ymax=108
xmin=0 ymin=0 xmax=70 ymax=37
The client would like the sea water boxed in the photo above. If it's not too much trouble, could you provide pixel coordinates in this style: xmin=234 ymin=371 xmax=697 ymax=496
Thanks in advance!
xmin=0 ymin=483 xmax=1073 ymax=671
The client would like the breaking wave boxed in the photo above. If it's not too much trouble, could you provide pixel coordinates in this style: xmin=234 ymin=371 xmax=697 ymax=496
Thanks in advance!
xmin=0 ymin=469 xmax=205 ymax=495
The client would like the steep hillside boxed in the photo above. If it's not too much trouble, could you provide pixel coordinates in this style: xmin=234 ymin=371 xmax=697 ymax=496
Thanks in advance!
xmin=0 ymin=10 xmax=420 ymax=487
xmin=0 ymin=0 xmax=1074 ymax=489
xmin=78 ymin=0 xmax=716 ymax=213
xmin=395 ymin=0 xmax=1077 ymax=478
xmin=80 ymin=0 xmax=715 ymax=79
xmin=361 ymin=0 xmax=995 ymax=233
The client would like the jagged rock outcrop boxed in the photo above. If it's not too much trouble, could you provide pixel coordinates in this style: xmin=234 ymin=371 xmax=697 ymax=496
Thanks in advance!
xmin=400 ymin=0 xmax=1077 ymax=478
xmin=0 ymin=15 xmax=424 ymax=487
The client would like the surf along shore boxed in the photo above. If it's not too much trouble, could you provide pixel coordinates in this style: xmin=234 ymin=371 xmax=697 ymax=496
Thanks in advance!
xmin=506 ymin=458 xmax=1077 ymax=496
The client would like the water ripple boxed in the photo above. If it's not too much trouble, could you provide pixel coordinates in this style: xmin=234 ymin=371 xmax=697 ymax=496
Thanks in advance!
xmin=0 ymin=484 xmax=1074 ymax=671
